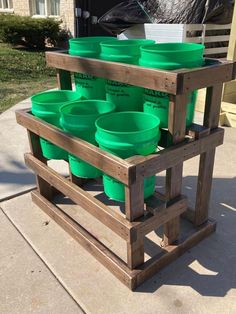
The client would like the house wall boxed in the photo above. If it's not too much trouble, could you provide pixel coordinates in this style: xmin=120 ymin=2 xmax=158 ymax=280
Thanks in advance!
xmin=60 ymin=0 xmax=75 ymax=36
xmin=11 ymin=0 xmax=75 ymax=36
xmin=12 ymin=0 xmax=30 ymax=16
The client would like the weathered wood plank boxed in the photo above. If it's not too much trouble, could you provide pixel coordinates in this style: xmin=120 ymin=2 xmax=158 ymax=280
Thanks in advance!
xmin=57 ymin=69 xmax=72 ymax=90
xmin=126 ymin=128 xmax=224 ymax=177
xmin=177 ymin=61 xmax=234 ymax=93
xmin=16 ymin=110 xmax=133 ymax=185
xmin=25 ymin=153 xmax=134 ymax=242
xmin=162 ymin=94 xmax=187 ymax=245
xmin=195 ymin=83 xmax=224 ymax=226
xmin=125 ymin=176 xmax=145 ymax=269
xmin=27 ymin=131 xmax=54 ymax=200
xmin=135 ymin=220 xmax=216 ymax=288
xmin=127 ymin=237 xmax=144 ymax=270
xmin=187 ymin=123 xmax=210 ymax=140
xmin=204 ymin=83 xmax=224 ymax=128
xmin=125 ymin=176 xmax=144 ymax=222
xmin=136 ymin=196 xmax=188 ymax=236
xmin=46 ymin=51 xmax=179 ymax=94
xmin=195 ymin=149 xmax=216 ymax=226
xmin=31 ymin=191 xmax=135 ymax=290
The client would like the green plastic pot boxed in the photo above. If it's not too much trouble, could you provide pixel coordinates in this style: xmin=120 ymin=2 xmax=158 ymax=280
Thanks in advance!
xmin=100 ymin=39 xmax=155 ymax=65
xmin=60 ymin=100 xmax=116 ymax=178
xmin=31 ymin=90 xmax=81 ymax=160
xmin=100 ymin=39 xmax=155 ymax=112
xmin=143 ymin=89 xmax=198 ymax=128
xmin=140 ymin=43 xmax=204 ymax=128
xmin=95 ymin=111 xmax=161 ymax=202
xmin=69 ymin=36 xmax=115 ymax=57
xmin=69 ymin=36 xmax=115 ymax=100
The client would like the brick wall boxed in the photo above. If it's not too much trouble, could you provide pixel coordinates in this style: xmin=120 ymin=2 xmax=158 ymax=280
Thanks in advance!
xmin=11 ymin=0 xmax=75 ymax=36
xmin=12 ymin=0 xmax=31 ymax=16
xmin=60 ymin=0 xmax=75 ymax=36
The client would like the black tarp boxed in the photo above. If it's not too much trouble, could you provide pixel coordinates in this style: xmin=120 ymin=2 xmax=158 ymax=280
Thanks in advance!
xmin=98 ymin=0 xmax=234 ymax=35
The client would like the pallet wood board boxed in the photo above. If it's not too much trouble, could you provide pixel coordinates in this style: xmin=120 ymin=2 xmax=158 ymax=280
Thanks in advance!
xmin=45 ymin=52 xmax=235 ymax=95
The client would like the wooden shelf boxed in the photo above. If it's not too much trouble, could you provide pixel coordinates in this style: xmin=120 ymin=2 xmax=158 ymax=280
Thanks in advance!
xmin=16 ymin=51 xmax=235 ymax=289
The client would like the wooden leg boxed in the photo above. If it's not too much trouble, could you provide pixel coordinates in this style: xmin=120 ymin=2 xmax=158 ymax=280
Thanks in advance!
xmin=195 ymin=149 xmax=216 ymax=226
xmin=163 ymin=164 xmax=183 ymax=245
xmin=27 ymin=131 xmax=54 ymax=200
xmin=127 ymin=237 xmax=144 ymax=270
xmin=194 ymin=83 xmax=223 ymax=226
xmin=163 ymin=94 xmax=188 ymax=246
xmin=203 ymin=83 xmax=224 ymax=129
xmin=57 ymin=69 xmax=72 ymax=90
xmin=125 ymin=176 xmax=145 ymax=269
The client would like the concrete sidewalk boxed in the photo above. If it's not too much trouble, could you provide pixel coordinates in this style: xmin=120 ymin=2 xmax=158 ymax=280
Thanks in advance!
xmin=0 ymin=208 xmax=83 ymax=314
xmin=1 ymin=101 xmax=236 ymax=313
xmin=0 ymin=98 xmax=68 ymax=201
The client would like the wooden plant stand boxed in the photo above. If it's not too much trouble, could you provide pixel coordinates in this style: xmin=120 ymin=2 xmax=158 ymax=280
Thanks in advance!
xmin=16 ymin=51 xmax=235 ymax=290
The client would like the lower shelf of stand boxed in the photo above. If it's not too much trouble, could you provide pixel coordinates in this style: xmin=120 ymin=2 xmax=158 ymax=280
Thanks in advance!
xmin=31 ymin=190 xmax=216 ymax=290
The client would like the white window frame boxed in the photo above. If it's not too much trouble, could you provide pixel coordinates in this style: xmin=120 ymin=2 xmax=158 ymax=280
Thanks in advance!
xmin=0 ymin=0 xmax=14 ymax=13
xmin=32 ymin=0 xmax=60 ymax=18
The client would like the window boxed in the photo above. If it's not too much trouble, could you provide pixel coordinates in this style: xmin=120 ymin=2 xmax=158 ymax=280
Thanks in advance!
xmin=0 ymin=0 xmax=13 ymax=10
xmin=50 ymin=0 xmax=60 ymax=16
xmin=33 ymin=0 xmax=60 ymax=16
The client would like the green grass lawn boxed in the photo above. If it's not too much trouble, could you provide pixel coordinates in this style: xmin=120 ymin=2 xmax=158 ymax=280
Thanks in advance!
xmin=0 ymin=43 xmax=57 ymax=113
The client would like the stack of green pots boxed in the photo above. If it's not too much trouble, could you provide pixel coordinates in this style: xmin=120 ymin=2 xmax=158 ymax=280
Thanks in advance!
xmin=69 ymin=37 xmax=115 ymax=100
xmin=60 ymin=100 xmax=116 ymax=179
xmin=95 ymin=112 xmax=161 ymax=202
xmin=31 ymin=90 xmax=81 ymax=160
xmin=140 ymin=43 xmax=204 ymax=128
xmin=100 ymin=39 xmax=155 ymax=112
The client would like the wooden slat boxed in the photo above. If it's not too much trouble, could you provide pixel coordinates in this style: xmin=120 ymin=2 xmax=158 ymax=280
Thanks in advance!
xmin=204 ymin=47 xmax=228 ymax=55
xmin=125 ymin=176 xmax=144 ymax=222
xmin=135 ymin=219 xmax=216 ymax=288
xmin=226 ymin=6 xmax=236 ymax=61
xmin=205 ymin=24 xmax=231 ymax=30
xmin=145 ymin=194 xmax=166 ymax=215
xmin=46 ymin=51 xmax=234 ymax=95
xmin=163 ymin=94 xmax=188 ymax=245
xmin=195 ymin=150 xmax=216 ymax=226
xmin=168 ymin=94 xmax=188 ymax=143
xmin=126 ymin=128 xmax=224 ymax=178
xmin=31 ymin=191 xmax=135 ymax=290
xmin=177 ymin=61 xmax=234 ymax=93
xmin=195 ymin=83 xmax=224 ymax=226
xmin=46 ymin=51 xmax=179 ymax=95
xmin=27 ymin=131 xmax=54 ymax=200
xmin=186 ymin=35 xmax=230 ymax=44
xmin=187 ymin=123 xmax=210 ymax=140
xmin=204 ymin=83 xmax=224 ymax=128
xmin=127 ymin=237 xmax=144 ymax=270
xmin=16 ymin=110 xmax=133 ymax=185
xmin=57 ymin=69 xmax=72 ymax=90
xmin=25 ymin=153 xmax=134 ymax=242
xmin=125 ymin=176 xmax=145 ymax=269
xmin=136 ymin=196 xmax=188 ymax=236
xmin=204 ymin=35 xmax=230 ymax=43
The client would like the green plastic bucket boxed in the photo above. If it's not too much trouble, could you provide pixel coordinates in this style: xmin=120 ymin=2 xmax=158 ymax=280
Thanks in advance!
xmin=31 ymin=90 xmax=81 ymax=160
xmin=100 ymin=39 xmax=155 ymax=112
xmin=100 ymin=39 xmax=155 ymax=64
xmin=140 ymin=43 xmax=205 ymax=128
xmin=69 ymin=37 xmax=115 ymax=100
xmin=69 ymin=36 xmax=114 ymax=58
xmin=60 ymin=100 xmax=116 ymax=178
xmin=95 ymin=111 xmax=161 ymax=202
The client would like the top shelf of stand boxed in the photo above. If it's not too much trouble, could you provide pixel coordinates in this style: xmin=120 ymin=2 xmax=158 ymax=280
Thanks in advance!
xmin=46 ymin=51 xmax=235 ymax=95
